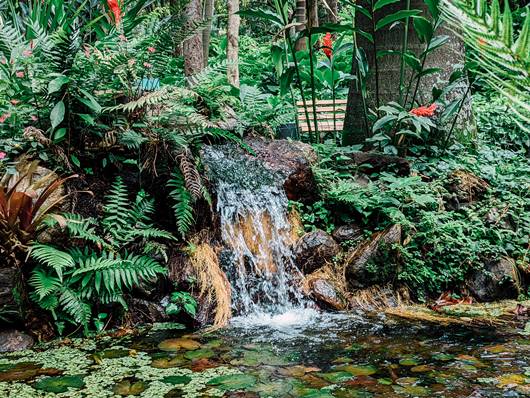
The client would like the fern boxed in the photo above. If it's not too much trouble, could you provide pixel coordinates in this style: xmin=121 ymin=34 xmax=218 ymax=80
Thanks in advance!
xmin=30 ymin=244 xmax=75 ymax=281
xmin=168 ymin=169 xmax=194 ymax=238
xmin=442 ymin=1 xmax=530 ymax=131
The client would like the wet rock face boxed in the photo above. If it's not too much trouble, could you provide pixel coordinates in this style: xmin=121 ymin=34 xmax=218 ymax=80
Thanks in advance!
xmin=202 ymin=137 xmax=318 ymax=204
xmin=467 ymin=258 xmax=519 ymax=302
xmin=0 ymin=330 xmax=34 ymax=353
xmin=308 ymin=278 xmax=345 ymax=311
xmin=345 ymin=224 xmax=401 ymax=290
xmin=294 ymin=230 xmax=341 ymax=274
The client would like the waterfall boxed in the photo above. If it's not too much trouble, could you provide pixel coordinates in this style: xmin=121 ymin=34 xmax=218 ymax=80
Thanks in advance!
xmin=202 ymin=144 xmax=308 ymax=318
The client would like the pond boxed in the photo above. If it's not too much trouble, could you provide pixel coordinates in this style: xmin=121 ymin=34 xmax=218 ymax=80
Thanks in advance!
xmin=1 ymin=309 xmax=529 ymax=397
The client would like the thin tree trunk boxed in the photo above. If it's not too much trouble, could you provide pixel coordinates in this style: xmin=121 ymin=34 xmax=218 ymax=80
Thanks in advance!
xmin=202 ymin=0 xmax=214 ymax=68
xmin=324 ymin=0 xmax=339 ymax=24
xmin=295 ymin=0 xmax=307 ymax=51
xmin=183 ymin=0 xmax=204 ymax=76
xmin=308 ymin=0 xmax=319 ymax=28
xmin=227 ymin=0 xmax=240 ymax=87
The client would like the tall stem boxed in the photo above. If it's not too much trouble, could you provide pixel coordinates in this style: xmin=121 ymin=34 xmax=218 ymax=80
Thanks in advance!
xmin=308 ymin=32 xmax=320 ymax=143
xmin=370 ymin=0 xmax=380 ymax=109
xmin=332 ymin=58 xmax=337 ymax=141
xmin=399 ymin=0 xmax=411 ymax=105
xmin=444 ymin=81 xmax=471 ymax=149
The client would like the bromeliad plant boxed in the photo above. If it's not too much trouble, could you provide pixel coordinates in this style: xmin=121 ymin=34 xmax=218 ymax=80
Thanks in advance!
xmin=0 ymin=161 xmax=76 ymax=268
xmin=29 ymin=176 xmax=174 ymax=334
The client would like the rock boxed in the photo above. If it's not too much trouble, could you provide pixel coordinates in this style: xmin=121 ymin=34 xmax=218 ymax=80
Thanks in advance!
xmin=0 ymin=267 xmax=17 ymax=310
xmin=202 ymin=137 xmax=318 ymax=204
xmin=126 ymin=298 xmax=169 ymax=324
xmin=308 ymin=278 xmax=345 ymax=310
xmin=294 ymin=230 xmax=341 ymax=273
xmin=467 ymin=258 xmax=519 ymax=302
xmin=0 ymin=330 xmax=34 ymax=352
xmin=445 ymin=169 xmax=489 ymax=207
xmin=332 ymin=224 xmax=363 ymax=243
xmin=345 ymin=224 xmax=401 ymax=289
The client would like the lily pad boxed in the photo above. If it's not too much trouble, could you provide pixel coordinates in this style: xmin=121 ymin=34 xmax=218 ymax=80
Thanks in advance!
xmin=392 ymin=385 xmax=430 ymax=396
xmin=302 ymin=389 xmax=336 ymax=398
xmin=112 ymin=379 xmax=147 ymax=396
xmin=151 ymin=355 xmax=187 ymax=368
xmin=320 ymin=371 xmax=354 ymax=383
xmin=251 ymin=380 xmax=294 ymax=396
xmin=432 ymin=353 xmax=454 ymax=361
xmin=207 ymin=373 xmax=257 ymax=390
xmin=35 ymin=375 xmax=85 ymax=393
xmin=162 ymin=375 xmax=192 ymax=385
xmin=399 ymin=356 xmax=421 ymax=366
xmin=230 ymin=349 xmax=288 ymax=366
xmin=339 ymin=365 xmax=378 ymax=376
xmin=158 ymin=338 xmax=201 ymax=352
xmin=184 ymin=348 xmax=215 ymax=360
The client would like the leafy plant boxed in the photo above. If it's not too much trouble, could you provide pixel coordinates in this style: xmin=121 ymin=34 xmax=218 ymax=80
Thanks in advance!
xmin=165 ymin=291 xmax=197 ymax=318
xmin=29 ymin=176 xmax=173 ymax=333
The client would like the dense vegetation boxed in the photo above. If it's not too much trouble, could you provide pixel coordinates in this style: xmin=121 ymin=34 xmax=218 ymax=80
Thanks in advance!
xmin=0 ymin=0 xmax=529 ymax=338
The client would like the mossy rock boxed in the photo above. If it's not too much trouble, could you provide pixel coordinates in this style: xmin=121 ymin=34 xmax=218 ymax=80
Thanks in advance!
xmin=34 ymin=375 xmax=85 ymax=393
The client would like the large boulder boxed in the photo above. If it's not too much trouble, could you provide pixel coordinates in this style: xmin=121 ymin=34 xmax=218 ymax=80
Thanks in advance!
xmin=0 ymin=330 xmax=34 ymax=352
xmin=345 ymin=224 xmax=402 ymax=290
xmin=294 ymin=230 xmax=341 ymax=274
xmin=467 ymin=258 xmax=519 ymax=302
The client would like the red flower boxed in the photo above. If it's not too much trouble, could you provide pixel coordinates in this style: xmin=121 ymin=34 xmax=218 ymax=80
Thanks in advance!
xmin=147 ymin=47 xmax=156 ymax=53
xmin=15 ymin=71 xmax=24 ymax=78
xmin=0 ymin=113 xmax=11 ymax=123
xmin=410 ymin=103 xmax=437 ymax=117
xmin=22 ymin=49 xmax=32 ymax=57
xmin=10 ymin=99 xmax=20 ymax=105
xmin=107 ymin=0 xmax=122 ymax=26
xmin=322 ymin=32 xmax=333 ymax=59
xmin=143 ymin=62 xmax=152 ymax=69
xmin=0 ymin=152 xmax=6 ymax=160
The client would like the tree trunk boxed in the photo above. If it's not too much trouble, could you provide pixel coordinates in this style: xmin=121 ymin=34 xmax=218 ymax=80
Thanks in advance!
xmin=227 ymin=0 xmax=240 ymax=87
xmin=343 ymin=0 xmax=473 ymax=145
xmin=324 ymin=0 xmax=339 ymax=24
xmin=308 ymin=0 xmax=319 ymax=29
xmin=295 ymin=0 xmax=307 ymax=51
xmin=202 ymin=0 xmax=215 ymax=68
xmin=183 ymin=0 xmax=204 ymax=76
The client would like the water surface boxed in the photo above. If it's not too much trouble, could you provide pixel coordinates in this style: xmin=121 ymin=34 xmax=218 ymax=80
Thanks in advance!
xmin=1 ymin=309 xmax=529 ymax=397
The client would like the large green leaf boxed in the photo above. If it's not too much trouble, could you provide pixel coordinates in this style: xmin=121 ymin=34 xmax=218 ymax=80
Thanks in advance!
xmin=373 ymin=0 xmax=400 ymax=12
xmin=48 ymin=75 xmax=69 ymax=94
xmin=376 ymin=10 xmax=421 ymax=31
xmin=206 ymin=374 xmax=257 ymax=391
xmin=50 ymin=101 xmax=65 ymax=130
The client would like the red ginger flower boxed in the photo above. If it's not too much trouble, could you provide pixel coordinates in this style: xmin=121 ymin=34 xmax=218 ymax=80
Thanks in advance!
xmin=322 ymin=32 xmax=333 ymax=59
xmin=107 ymin=0 xmax=122 ymax=26
xmin=410 ymin=103 xmax=437 ymax=117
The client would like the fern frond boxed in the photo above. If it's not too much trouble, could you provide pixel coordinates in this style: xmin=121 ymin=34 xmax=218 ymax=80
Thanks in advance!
xmin=30 ymin=244 xmax=75 ymax=281
xmin=168 ymin=169 xmax=195 ymax=238
xmin=102 ymin=176 xmax=131 ymax=240
xmin=442 ymin=1 xmax=530 ymax=131
xmin=59 ymin=287 xmax=91 ymax=326
xmin=178 ymin=149 xmax=202 ymax=200
xmin=29 ymin=268 xmax=62 ymax=300
xmin=61 ymin=213 xmax=109 ymax=248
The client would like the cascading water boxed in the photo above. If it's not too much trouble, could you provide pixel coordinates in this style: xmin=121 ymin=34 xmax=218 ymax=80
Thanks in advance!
xmin=202 ymin=144 xmax=312 ymax=325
